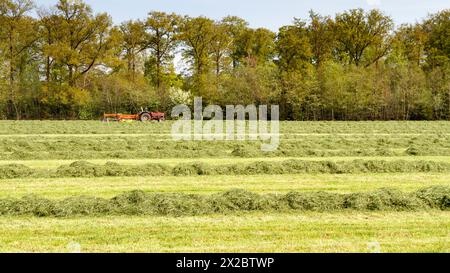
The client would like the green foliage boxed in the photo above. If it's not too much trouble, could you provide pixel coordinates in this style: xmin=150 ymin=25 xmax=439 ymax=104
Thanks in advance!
xmin=423 ymin=10 xmax=450 ymax=68
xmin=233 ymin=27 xmax=276 ymax=66
xmin=180 ymin=16 xmax=215 ymax=77
xmin=0 ymin=1 xmax=448 ymax=120
xmin=276 ymin=22 xmax=312 ymax=72
xmin=144 ymin=11 xmax=181 ymax=93
xmin=42 ymin=0 xmax=115 ymax=86
xmin=332 ymin=9 xmax=393 ymax=67
xmin=221 ymin=63 xmax=279 ymax=105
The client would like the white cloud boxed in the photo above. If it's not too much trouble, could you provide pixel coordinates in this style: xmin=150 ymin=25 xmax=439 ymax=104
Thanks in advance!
xmin=367 ymin=0 xmax=381 ymax=6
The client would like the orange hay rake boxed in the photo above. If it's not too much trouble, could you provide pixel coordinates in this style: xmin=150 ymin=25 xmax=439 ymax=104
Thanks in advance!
xmin=103 ymin=109 xmax=165 ymax=122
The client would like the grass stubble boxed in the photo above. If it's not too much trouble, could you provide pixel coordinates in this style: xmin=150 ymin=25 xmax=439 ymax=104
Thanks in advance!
xmin=0 ymin=121 xmax=449 ymax=252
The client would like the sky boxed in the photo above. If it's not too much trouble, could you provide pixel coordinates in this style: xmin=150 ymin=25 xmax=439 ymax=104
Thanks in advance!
xmin=34 ymin=0 xmax=450 ymax=30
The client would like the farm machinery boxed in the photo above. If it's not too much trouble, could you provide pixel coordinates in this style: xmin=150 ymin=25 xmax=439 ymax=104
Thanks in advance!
xmin=103 ymin=108 xmax=165 ymax=122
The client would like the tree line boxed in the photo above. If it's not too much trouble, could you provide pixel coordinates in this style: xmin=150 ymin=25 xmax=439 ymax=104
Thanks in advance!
xmin=0 ymin=0 xmax=449 ymax=120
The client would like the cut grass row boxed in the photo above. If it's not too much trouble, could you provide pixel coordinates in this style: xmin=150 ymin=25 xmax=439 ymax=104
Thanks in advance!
xmin=5 ymin=148 xmax=449 ymax=160
xmin=4 ymin=159 xmax=450 ymax=179
xmin=0 ymin=211 xmax=448 ymax=252
xmin=2 ymin=159 xmax=450 ymax=180
xmin=0 ymin=121 xmax=448 ymax=253
xmin=2 ymin=156 xmax=450 ymax=169
xmin=2 ymin=134 xmax=449 ymax=159
xmin=1 ymin=173 xmax=450 ymax=199
xmin=0 ymin=131 xmax=450 ymax=136
xmin=0 ymin=187 xmax=448 ymax=217
xmin=1 ymin=121 xmax=449 ymax=135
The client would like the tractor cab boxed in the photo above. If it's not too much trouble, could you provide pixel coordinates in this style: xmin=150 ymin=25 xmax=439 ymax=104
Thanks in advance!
xmin=138 ymin=107 xmax=165 ymax=122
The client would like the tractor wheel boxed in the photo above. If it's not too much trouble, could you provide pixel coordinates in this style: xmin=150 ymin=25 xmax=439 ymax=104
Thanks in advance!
xmin=140 ymin=113 xmax=151 ymax=122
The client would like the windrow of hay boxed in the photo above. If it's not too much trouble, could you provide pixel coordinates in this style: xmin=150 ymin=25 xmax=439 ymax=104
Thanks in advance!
xmin=55 ymin=161 xmax=171 ymax=177
xmin=0 ymin=187 xmax=448 ymax=217
xmin=54 ymin=159 xmax=450 ymax=178
xmin=0 ymin=164 xmax=34 ymax=179
xmin=1 ymin=159 xmax=450 ymax=179
xmin=1 ymin=133 xmax=449 ymax=160
xmin=2 ymin=121 xmax=450 ymax=135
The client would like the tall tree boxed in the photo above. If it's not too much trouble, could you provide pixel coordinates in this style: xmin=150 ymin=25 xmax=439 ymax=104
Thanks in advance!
xmin=119 ymin=20 xmax=147 ymax=80
xmin=210 ymin=21 xmax=232 ymax=77
xmin=423 ymin=9 xmax=450 ymax=68
xmin=145 ymin=11 xmax=180 ymax=88
xmin=332 ymin=9 xmax=393 ymax=67
xmin=307 ymin=11 xmax=334 ymax=67
xmin=221 ymin=16 xmax=249 ymax=69
xmin=43 ymin=0 xmax=114 ymax=87
xmin=0 ymin=0 xmax=37 ymax=119
xmin=38 ymin=8 xmax=58 ymax=84
xmin=234 ymin=27 xmax=276 ymax=67
xmin=423 ymin=10 xmax=450 ymax=119
xmin=180 ymin=16 xmax=215 ymax=81
xmin=276 ymin=21 xmax=313 ymax=119
xmin=392 ymin=24 xmax=428 ymax=67
xmin=276 ymin=21 xmax=311 ymax=72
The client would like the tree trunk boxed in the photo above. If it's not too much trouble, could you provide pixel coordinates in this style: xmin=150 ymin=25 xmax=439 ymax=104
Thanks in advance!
xmin=8 ymin=28 xmax=20 ymax=120
xmin=46 ymin=30 xmax=52 ymax=83
xmin=448 ymin=85 xmax=450 ymax=120
xmin=156 ymin=42 xmax=162 ymax=89
xmin=68 ymin=65 xmax=74 ymax=86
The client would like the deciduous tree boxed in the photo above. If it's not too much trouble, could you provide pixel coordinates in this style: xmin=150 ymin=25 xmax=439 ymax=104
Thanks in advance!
xmin=332 ymin=9 xmax=393 ymax=67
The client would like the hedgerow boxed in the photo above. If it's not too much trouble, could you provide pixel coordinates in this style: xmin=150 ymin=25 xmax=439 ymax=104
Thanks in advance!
xmin=0 ymin=187 xmax=448 ymax=217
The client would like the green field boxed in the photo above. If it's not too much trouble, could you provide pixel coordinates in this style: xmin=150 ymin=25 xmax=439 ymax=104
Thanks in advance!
xmin=0 ymin=121 xmax=449 ymax=253
xmin=1 ymin=212 xmax=449 ymax=253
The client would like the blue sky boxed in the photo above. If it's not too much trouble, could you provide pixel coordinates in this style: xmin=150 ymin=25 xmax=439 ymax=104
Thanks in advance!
xmin=34 ymin=0 xmax=449 ymax=30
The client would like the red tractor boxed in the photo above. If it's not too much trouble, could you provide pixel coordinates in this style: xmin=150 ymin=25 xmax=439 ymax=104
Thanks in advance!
xmin=103 ymin=108 xmax=165 ymax=122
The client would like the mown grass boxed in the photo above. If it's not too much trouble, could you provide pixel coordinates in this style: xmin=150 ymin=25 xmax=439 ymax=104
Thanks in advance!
xmin=1 ymin=173 xmax=450 ymax=199
xmin=2 ymin=159 xmax=450 ymax=179
xmin=0 ymin=187 xmax=448 ymax=217
xmin=1 ymin=121 xmax=450 ymax=135
xmin=1 ymin=156 xmax=450 ymax=169
xmin=0 ymin=211 xmax=448 ymax=253
xmin=1 ymin=134 xmax=449 ymax=160
xmin=0 ymin=121 xmax=449 ymax=161
xmin=1 ymin=121 xmax=449 ymax=252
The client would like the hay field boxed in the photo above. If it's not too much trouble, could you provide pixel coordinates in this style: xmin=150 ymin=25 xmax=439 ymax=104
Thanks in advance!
xmin=0 ymin=121 xmax=449 ymax=252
